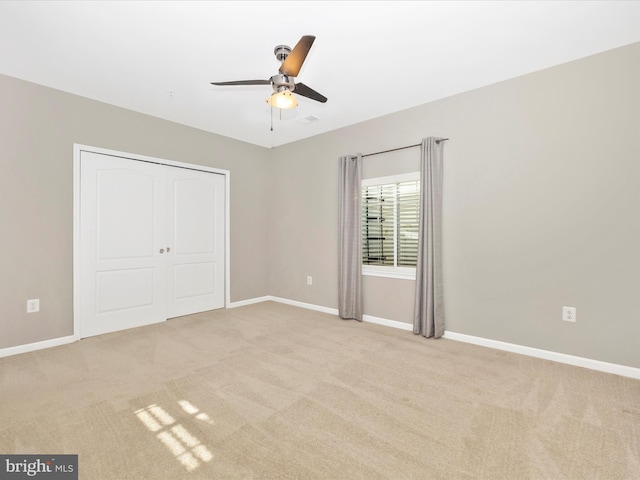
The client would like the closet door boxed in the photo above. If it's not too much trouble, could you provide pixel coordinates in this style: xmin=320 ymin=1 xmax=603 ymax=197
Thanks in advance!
xmin=80 ymin=152 xmax=168 ymax=337
xmin=79 ymin=151 xmax=226 ymax=338
xmin=166 ymin=167 xmax=225 ymax=318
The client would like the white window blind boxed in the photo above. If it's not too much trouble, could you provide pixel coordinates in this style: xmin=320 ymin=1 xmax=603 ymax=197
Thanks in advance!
xmin=361 ymin=173 xmax=420 ymax=278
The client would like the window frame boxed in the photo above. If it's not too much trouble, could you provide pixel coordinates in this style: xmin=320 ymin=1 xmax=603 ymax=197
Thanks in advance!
xmin=361 ymin=172 xmax=420 ymax=280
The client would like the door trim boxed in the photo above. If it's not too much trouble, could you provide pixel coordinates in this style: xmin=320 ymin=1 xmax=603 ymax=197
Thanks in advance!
xmin=73 ymin=144 xmax=231 ymax=340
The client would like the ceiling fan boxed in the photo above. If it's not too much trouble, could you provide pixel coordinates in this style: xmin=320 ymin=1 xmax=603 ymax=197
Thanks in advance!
xmin=211 ymin=35 xmax=327 ymax=109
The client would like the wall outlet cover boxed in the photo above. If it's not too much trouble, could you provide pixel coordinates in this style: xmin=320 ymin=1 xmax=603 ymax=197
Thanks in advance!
xmin=27 ymin=299 xmax=40 ymax=313
xmin=562 ymin=306 xmax=576 ymax=322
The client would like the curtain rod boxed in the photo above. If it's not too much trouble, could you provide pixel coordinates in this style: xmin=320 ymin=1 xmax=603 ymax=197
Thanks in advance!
xmin=362 ymin=138 xmax=449 ymax=158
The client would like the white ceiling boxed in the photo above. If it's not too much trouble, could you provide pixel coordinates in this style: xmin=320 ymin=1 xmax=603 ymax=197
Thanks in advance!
xmin=1 ymin=1 xmax=640 ymax=148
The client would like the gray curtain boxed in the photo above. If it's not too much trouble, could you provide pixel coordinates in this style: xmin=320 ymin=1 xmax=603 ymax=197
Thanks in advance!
xmin=338 ymin=154 xmax=363 ymax=321
xmin=413 ymin=138 xmax=444 ymax=338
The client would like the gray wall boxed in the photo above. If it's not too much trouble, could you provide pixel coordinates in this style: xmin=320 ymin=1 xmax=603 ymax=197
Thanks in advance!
xmin=2 ymin=41 xmax=639 ymax=369
xmin=0 ymin=73 xmax=270 ymax=349
xmin=268 ymin=42 xmax=640 ymax=368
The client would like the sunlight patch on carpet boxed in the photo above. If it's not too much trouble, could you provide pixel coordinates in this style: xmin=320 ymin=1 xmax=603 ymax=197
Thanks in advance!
xmin=135 ymin=402 xmax=214 ymax=472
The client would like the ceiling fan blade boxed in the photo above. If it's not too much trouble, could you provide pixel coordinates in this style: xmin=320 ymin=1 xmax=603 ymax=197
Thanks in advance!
xmin=294 ymin=82 xmax=327 ymax=103
xmin=211 ymin=80 xmax=271 ymax=86
xmin=279 ymin=35 xmax=315 ymax=77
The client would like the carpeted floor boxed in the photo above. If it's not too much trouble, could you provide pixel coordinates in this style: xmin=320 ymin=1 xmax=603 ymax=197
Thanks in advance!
xmin=1 ymin=301 xmax=639 ymax=479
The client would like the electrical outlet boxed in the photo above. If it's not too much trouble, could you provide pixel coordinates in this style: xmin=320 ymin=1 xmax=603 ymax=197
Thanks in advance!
xmin=306 ymin=276 xmax=313 ymax=286
xmin=27 ymin=299 xmax=40 ymax=313
xmin=562 ymin=306 xmax=576 ymax=322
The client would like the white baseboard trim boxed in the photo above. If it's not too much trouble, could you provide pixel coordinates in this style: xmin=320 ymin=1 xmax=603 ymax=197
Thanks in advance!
xmin=0 ymin=335 xmax=77 ymax=359
xmin=227 ymin=296 xmax=273 ymax=309
xmin=443 ymin=331 xmax=640 ymax=380
xmin=234 ymin=296 xmax=412 ymax=332
xmin=229 ymin=295 xmax=340 ymax=316
xmin=3 ymin=298 xmax=637 ymax=380
xmin=363 ymin=314 xmax=413 ymax=331
xmin=270 ymin=296 xmax=339 ymax=316
xmin=231 ymin=295 xmax=640 ymax=380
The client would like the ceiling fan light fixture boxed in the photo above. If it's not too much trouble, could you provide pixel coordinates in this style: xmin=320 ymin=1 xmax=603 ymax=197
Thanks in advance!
xmin=266 ymin=90 xmax=298 ymax=109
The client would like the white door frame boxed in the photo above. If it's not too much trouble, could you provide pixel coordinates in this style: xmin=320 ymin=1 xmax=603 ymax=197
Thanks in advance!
xmin=72 ymin=144 xmax=231 ymax=340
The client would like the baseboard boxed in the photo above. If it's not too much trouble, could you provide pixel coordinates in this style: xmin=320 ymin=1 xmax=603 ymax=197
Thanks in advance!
xmin=229 ymin=295 xmax=341 ymax=317
xmin=228 ymin=296 xmax=339 ymax=314
xmin=227 ymin=296 xmax=273 ymax=308
xmin=268 ymin=298 xmax=412 ymax=331
xmin=362 ymin=314 xmax=413 ymax=331
xmin=269 ymin=296 xmax=339 ymax=315
xmin=4 ymin=298 xmax=638 ymax=380
xmin=231 ymin=295 xmax=640 ymax=380
xmin=443 ymin=331 xmax=640 ymax=380
xmin=0 ymin=335 xmax=76 ymax=359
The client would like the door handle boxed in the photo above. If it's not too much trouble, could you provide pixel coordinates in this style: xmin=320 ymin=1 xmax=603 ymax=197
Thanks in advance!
xmin=166 ymin=247 xmax=171 ymax=252
xmin=159 ymin=248 xmax=164 ymax=254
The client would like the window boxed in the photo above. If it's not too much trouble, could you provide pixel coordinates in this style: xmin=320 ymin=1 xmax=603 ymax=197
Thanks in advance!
xmin=361 ymin=172 xmax=420 ymax=279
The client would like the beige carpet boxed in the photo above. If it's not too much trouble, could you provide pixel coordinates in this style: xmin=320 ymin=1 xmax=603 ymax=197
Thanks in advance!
xmin=1 ymin=301 xmax=639 ymax=479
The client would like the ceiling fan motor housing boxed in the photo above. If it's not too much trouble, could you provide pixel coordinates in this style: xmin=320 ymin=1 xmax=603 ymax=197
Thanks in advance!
xmin=270 ymin=73 xmax=295 ymax=93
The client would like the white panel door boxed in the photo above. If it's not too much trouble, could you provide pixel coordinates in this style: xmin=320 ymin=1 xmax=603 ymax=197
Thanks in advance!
xmin=80 ymin=152 xmax=167 ymax=337
xmin=166 ymin=168 xmax=225 ymax=318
